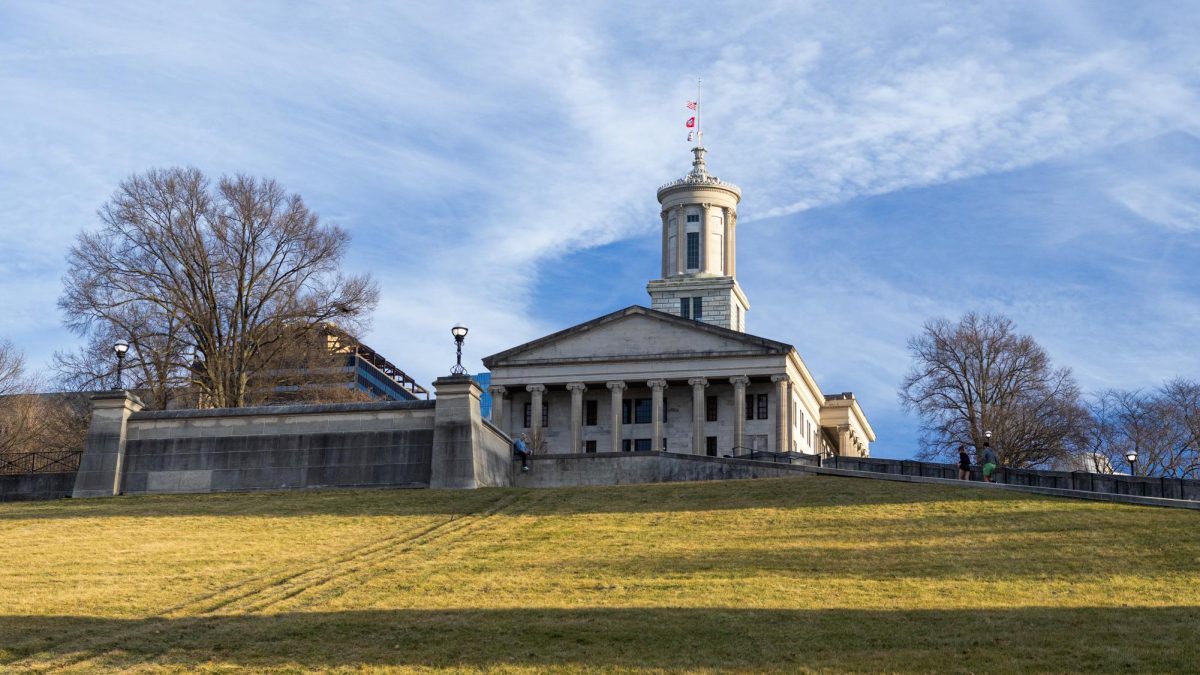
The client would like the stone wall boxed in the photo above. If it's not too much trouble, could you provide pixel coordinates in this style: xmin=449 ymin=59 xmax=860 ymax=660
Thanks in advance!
xmin=514 ymin=451 xmax=812 ymax=488
xmin=121 ymin=401 xmax=437 ymax=494
xmin=0 ymin=472 xmax=77 ymax=502
xmin=71 ymin=377 xmax=511 ymax=498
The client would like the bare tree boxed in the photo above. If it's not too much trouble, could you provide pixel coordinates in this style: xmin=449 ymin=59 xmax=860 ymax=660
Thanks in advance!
xmin=0 ymin=339 xmax=89 ymax=458
xmin=1088 ymin=383 xmax=1200 ymax=478
xmin=59 ymin=168 xmax=379 ymax=408
xmin=899 ymin=312 xmax=1088 ymax=467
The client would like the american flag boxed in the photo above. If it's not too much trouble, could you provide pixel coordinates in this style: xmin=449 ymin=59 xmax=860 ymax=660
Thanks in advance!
xmin=686 ymin=100 xmax=697 ymax=110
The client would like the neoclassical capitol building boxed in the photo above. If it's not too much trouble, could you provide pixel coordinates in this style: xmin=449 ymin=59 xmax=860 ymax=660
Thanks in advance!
xmin=483 ymin=145 xmax=874 ymax=459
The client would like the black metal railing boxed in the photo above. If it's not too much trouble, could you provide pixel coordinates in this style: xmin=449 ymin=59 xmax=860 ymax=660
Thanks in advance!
xmin=0 ymin=451 xmax=84 ymax=476
xmin=818 ymin=455 xmax=1200 ymax=501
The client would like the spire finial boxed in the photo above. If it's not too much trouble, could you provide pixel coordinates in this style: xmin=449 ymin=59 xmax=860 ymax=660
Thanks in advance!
xmin=689 ymin=145 xmax=708 ymax=178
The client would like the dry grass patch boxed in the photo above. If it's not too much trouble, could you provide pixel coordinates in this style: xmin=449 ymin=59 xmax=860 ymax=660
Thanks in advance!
xmin=0 ymin=476 xmax=1196 ymax=672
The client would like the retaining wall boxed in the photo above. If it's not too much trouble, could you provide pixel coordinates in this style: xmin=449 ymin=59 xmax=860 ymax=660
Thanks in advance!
xmin=0 ymin=472 xmax=78 ymax=502
xmin=514 ymin=451 xmax=812 ymax=488
xmin=121 ymin=401 xmax=437 ymax=494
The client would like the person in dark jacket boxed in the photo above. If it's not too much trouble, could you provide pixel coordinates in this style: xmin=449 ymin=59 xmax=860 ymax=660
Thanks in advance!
xmin=958 ymin=445 xmax=972 ymax=480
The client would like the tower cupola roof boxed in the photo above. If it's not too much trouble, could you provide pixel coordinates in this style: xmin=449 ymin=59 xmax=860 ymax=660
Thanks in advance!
xmin=656 ymin=146 xmax=741 ymax=202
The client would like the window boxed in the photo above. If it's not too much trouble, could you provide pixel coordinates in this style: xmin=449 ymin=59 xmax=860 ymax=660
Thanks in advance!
xmin=757 ymin=394 xmax=769 ymax=420
xmin=686 ymin=214 xmax=699 ymax=223
xmin=633 ymin=398 xmax=652 ymax=424
xmin=745 ymin=394 xmax=754 ymax=420
xmin=523 ymin=402 xmax=548 ymax=428
xmin=662 ymin=399 xmax=668 ymax=423
xmin=585 ymin=399 xmax=598 ymax=426
xmin=634 ymin=438 xmax=652 ymax=452
xmin=692 ymin=297 xmax=702 ymax=320
xmin=706 ymin=395 xmax=718 ymax=422
xmin=584 ymin=440 xmax=597 ymax=453
xmin=622 ymin=439 xmax=632 ymax=452
xmin=686 ymin=232 xmax=700 ymax=269
xmin=680 ymin=297 xmax=690 ymax=319
xmin=706 ymin=436 xmax=718 ymax=457
xmin=621 ymin=400 xmax=632 ymax=425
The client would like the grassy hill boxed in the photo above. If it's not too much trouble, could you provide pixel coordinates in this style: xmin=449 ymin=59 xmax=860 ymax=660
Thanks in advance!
xmin=0 ymin=476 xmax=1196 ymax=673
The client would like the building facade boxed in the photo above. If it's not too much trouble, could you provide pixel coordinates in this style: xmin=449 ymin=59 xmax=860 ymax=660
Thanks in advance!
xmin=483 ymin=144 xmax=873 ymax=459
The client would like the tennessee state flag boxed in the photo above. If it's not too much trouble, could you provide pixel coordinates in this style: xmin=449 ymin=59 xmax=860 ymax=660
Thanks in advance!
xmin=686 ymin=117 xmax=696 ymax=128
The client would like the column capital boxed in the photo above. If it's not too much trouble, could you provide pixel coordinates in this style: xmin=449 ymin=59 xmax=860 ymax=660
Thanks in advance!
xmin=687 ymin=377 xmax=709 ymax=388
xmin=606 ymin=380 xmax=627 ymax=391
xmin=729 ymin=375 xmax=750 ymax=387
xmin=646 ymin=379 xmax=668 ymax=390
xmin=770 ymin=374 xmax=790 ymax=384
xmin=565 ymin=382 xmax=588 ymax=392
xmin=487 ymin=384 xmax=508 ymax=396
xmin=525 ymin=384 xmax=546 ymax=393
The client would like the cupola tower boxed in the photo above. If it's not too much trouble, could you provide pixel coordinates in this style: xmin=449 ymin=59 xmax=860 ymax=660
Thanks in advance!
xmin=647 ymin=145 xmax=749 ymax=331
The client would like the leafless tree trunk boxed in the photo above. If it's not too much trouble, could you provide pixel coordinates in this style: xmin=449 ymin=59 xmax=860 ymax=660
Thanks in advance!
xmin=59 ymin=168 xmax=378 ymax=409
xmin=900 ymin=312 xmax=1088 ymax=467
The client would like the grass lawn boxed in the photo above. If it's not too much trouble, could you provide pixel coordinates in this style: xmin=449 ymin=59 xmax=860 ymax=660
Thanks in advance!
xmin=0 ymin=476 xmax=1197 ymax=673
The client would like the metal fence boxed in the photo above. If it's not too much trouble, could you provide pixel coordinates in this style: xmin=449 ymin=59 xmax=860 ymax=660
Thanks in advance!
xmin=820 ymin=455 xmax=1200 ymax=501
xmin=0 ymin=451 xmax=84 ymax=476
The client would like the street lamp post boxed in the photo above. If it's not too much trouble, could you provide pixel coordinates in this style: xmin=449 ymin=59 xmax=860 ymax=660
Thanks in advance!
xmin=450 ymin=324 xmax=468 ymax=375
xmin=113 ymin=340 xmax=129 ymax=390
xmin=1125 ymin=449 xmax=1138 ymax=477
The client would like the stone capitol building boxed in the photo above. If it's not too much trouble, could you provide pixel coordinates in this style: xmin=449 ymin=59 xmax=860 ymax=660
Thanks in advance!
xmin=483 ymin=144 xmax=874 ymax=459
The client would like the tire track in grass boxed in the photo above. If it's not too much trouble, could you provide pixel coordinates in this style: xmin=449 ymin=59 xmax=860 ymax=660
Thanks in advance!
xmin=9 ymin=490 xmax=530 ymax=673
xmin=233 ymin=490 xmax=551 ymax=614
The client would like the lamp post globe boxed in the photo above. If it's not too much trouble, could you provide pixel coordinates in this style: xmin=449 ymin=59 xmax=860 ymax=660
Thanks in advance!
xmin=450 ymin=324 xmax=469 ymax=375
xmin=1125 ymin=449 xmax=1138 ymax=475
xmin=984 ymin=430 xmax=992 ymax=440
xmin=113 ymin=340 xmax=130 ymax=390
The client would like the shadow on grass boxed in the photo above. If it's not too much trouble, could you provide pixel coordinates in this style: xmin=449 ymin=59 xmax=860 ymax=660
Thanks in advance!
xmin=1 ymin=607 xmax=1196 ymax=672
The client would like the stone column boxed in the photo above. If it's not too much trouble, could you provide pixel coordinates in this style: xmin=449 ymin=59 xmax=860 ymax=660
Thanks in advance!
xmin=487 ymin=385 xmax=507 ymax=432
xmin=772 ymin=375 xmax=790 ymax=452
xmin=688 ymin=377 xmax=708 ymax=454
xmin=722 ymin=206 xmax=733 ymax=275
xmin=727 ymin=209 xmax=737 ymax=277
xmin=607 ymin=381 xmax=626 ymax=453
xmin=660 ymin=211 xmax=669 ymax=278
xmin=430 ymin=375 xmax=511 ymax=489
xmin=838 ymin=424 xmax=853 ymax=458
xmin=526 ymin=384 xmax=546 ymax=451
xmin=730 ymin=375 xmax=749 ymax=455
xmin=700 ymin=202 xmax=710 ymax=273
xmin=675 ymin=205 xmax=686 ymax=274
xmin=566 ymin=382 xmax=587 ymax=453
xmin=72 ymin=391 xmax=145 ymax=498
xmin=647 ymin=379 xmax=668 ymax=452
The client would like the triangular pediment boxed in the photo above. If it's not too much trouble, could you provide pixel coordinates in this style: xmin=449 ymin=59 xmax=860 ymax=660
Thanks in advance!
xmin=483 ymin=306 xmax=791 ymax=367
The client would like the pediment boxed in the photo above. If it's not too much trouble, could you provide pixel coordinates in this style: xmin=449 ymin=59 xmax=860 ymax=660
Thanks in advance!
xmin=483 ymin=306 xmax=791 ymax=367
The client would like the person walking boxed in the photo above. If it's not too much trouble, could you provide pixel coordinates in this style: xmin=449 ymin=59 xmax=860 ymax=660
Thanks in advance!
xmin=958 ymin=445 xmax=972 ymax=480
xmin=981 ymin=443 xmax=999 ymax=483
xmin=513 ymin=433 xmax=532 ymax=472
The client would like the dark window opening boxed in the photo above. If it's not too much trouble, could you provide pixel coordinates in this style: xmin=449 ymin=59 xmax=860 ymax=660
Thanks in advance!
xmin=634 ymin=398 xmax=652 ymax=424
xmin=706 ymin=436 xmax=718 ymax=457
xmin=585 ymin=399 xmax=598 ymax=426
xmin=584 ymin=440 xmax=597 ymax=453
xmin=745 ymin=394 xmax=754 ymax=420
xmin=692 ymin=297 xmax=702 ymax=319
xmin=680 ymin=297 xmax=690 ymax=319
xmin=621 ymin=399 xmax=632 ymax=425
xmin=622 ymin=439 xmax=632 ymax=452
xmin=706 ymin=395 xmax=718 ymax=422
xmin=686 ymin=232 xmax=700 ymax=269
xmin=757 ymin=394 xmax=768 ymax=420
xmin=634 ymin=438 xmax=652 ymax=452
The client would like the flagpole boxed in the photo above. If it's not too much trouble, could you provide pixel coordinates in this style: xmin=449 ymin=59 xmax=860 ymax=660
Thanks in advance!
xmin=697 ymin=77 xmax=702 ymax=147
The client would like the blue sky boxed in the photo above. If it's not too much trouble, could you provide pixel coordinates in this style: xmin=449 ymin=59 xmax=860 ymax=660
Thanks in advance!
xmin=2 ymin=1 xmax=1198 ymax=458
